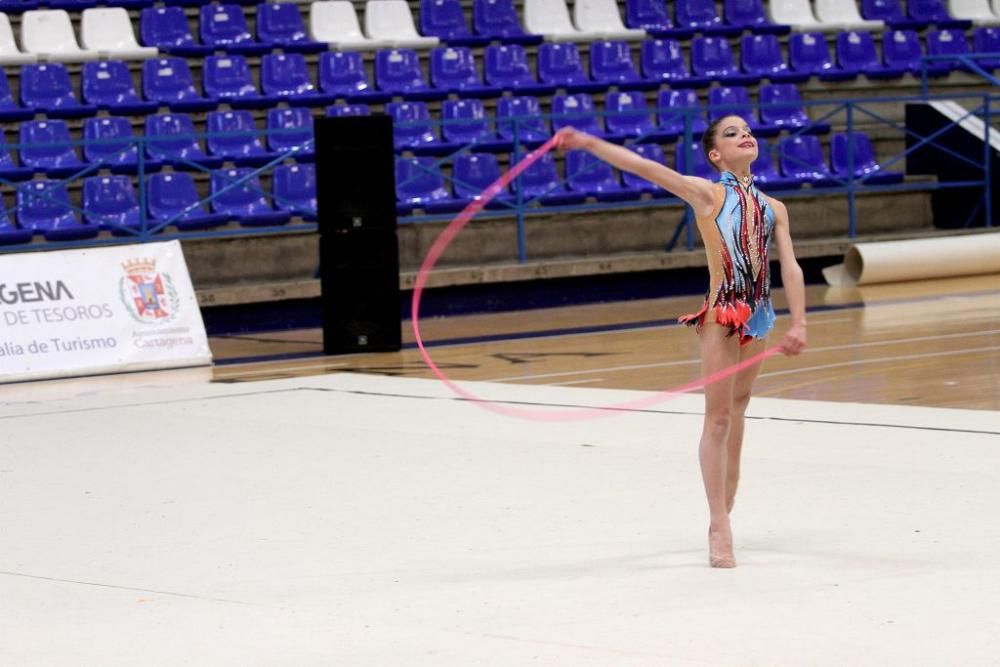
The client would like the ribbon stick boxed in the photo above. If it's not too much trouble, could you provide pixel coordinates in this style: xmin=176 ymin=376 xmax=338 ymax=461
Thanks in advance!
xmin=410 ymin=136 xmax=782 ymax=421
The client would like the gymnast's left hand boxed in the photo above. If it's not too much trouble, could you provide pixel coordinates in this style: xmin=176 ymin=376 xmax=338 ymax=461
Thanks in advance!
xmin=780 ymin=323 xmax=806 ymax=356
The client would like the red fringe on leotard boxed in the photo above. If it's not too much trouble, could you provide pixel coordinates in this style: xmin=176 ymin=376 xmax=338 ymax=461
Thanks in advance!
xmin=679 ymin=299 xmax=755 ymax=347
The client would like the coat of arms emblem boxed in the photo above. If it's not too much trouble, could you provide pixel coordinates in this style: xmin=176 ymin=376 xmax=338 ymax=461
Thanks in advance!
xmin=119 ymin=258 xmax=180 ymax=323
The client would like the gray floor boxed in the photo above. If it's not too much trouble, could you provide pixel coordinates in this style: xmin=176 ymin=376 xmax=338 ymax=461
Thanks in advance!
xmin=1 ymin=372 xmax=998 ymax=666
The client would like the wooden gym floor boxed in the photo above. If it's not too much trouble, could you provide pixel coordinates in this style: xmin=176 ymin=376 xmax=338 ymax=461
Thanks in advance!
xmin=210 ymin=273 xmax=1000 ymax=411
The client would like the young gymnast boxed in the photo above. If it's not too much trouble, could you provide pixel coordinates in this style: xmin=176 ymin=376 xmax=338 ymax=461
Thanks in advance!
xmin=556 ymin=118 xmax=807 ymax=568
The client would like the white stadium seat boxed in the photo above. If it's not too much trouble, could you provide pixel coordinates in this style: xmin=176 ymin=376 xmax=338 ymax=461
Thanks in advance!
xmin=814 ymin=0 xmax=884 ymax=31
xmin=0 ymin=13 xmax=37 ymax=65
xmin=767 ymin=0 xmax=834 ymax=32
xmin=573 ymin=0 xmax=647 ymax=41
xmin=949 ymin=0 xmax=1000 ymax=24
xmin=21 ymin=10 xmax=99 ymax=62
xmin=523 ymin=0 xmax=603 ymax=41
xmin=81 ymin=8 xmax=159 ymax=60
xmin=310 ymin=1 xmax=388 ymax=50
xmin=364 ymin=0 xmax=440 ymax=49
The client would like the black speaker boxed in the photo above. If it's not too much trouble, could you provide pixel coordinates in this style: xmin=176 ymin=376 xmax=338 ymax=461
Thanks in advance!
xmin=316 ymin=116 xmax=402 ymax=354
xmin=315 ymin=115 xmax=397 ymax=232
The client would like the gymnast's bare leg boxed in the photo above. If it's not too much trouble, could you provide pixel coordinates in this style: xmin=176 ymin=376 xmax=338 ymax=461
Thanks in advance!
xmin=725 ymin=339 xmax=767 ymax=515
xmin=697 ymin=322 xmax=741 ymax=568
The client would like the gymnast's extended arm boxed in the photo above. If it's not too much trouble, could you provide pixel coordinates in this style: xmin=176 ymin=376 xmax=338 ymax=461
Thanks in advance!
xmin=555 ymin=127 xmax=716 ymax=216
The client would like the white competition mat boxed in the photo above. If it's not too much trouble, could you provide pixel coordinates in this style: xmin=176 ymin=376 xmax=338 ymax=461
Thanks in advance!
xmin=1 ymin=373 xmax=998 ymax=666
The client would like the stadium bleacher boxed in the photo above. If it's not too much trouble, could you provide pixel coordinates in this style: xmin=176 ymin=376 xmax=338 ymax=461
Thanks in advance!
xmin=0 ymin=0 xmax=992 ymax=253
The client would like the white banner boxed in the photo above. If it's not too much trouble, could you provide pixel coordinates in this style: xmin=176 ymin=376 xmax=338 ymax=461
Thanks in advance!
xmin=1 ymin=241 xmax=212 ymax=383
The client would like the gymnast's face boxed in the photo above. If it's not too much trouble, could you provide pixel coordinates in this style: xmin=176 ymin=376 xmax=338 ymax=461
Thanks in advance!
xmin=709 ymin=116 xmax=758 ymax=170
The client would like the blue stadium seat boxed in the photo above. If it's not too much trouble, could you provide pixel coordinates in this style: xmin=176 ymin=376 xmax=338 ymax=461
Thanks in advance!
xmin=751 ymin=139 xmax=801 ymax=190
xmin=778 ymin=135 xmax=838 ymax=187
xmin=203 ymin=54 xmax=279 ymax=109
xmin=831 ymin=132 xmax=903 ymax=184
xmin=496 ymin=95 xmax=550 ymax=145
xmin=472 ymin=0 xmax=542 ymax=44
xmin=511 ymin=153 xmax=585 ymax=206
xmin=430 ymin=46 xmax=498 ymax=97
xmin=319 ymin=52 xmax=391 ymax=103
xmin=692 ymin=36 xmax=759 ymax=85
xmin=145 ymin=112 xmax=224 ymax=169
xmin=861 ymin=0 xmax=925 ymax=30
xmin=883 ymin=30 xmax=937 ymax=75
xmin=625 ymin=0 xmax=693 ymax=38
xmin=641 ymin=39 xmax=707 ymax=87
xmin=19 ymin=120 xmax=85 ymax=178
xmin=256 ymin=2 xmax=325 ymax=53
xmin=0 ymin=194 xmax=32 ymax=246
xmin=386 ymin=101 xmax=454 ymax=154
xmin=143 ymin=57 xmax=217 ymax=111
xmin=708 ymin=86 xmax=778 ymax=136
xmin=0 ymin=69 xmax=33 ymax=122
xmin=272 ymin=163 xmax=317 ymax=220
xmin=0 ymin=128 xmax=33 ymax=181
xmin=674 ymin=140 xmax=715 ymax=178
xmin=82 ymin=61 xmax=158 ymax=115
xmin=326 ymin=103 xmax=371 ymax=117
xmin=140 ymin=7 xmax=211 ymax=56
xmin=83 ymin=116 xmax=163 ymax=174
xmin=83 ymin=175 xmax=143 ymax=233
xmin=206 ymin=110 xmax=275 ymax=167
xmin=657 ymin=89 xmax=707 ymax=138
xmin=484 ymin=44 xmax=555 ymax=95
xmin=395 ymin=157 xmax=461 ymax=214
xmin=741 ymin=34 xmax=808 ymax=83
xmin=675 ymin=0 xmax=741 ymax=36
xmin=621 ymin=143 xmax=671 ymax=197
xmin=907 ymin=0 xmax=971 ymax=29
xmin=210 ymin=168 xmax=291 ymax=226
xmin=973 ymin=28 xmax=1000 ymax=70
xmin=21 ymin=64 xmax=97 ymax=119
xmin=17 ymin=180 xmax=97 ymax=241
xmin=261 ymin=53 xmax=335 ymax=106
xmin=590 ymin=40 xmax=656 ymax=90
xmin=267 ymin=107 xmax=315 ymax=160
xmin=200 ymin=4 xmax=269 ymax=55
xmin=926 ymin=29 xmax=972 ymax=74
xmin=604 ymin=90 xmax=665 ymax=142
xmin=758 ymin=83 xmax=830 ymax=134
xmin=837 ymin=31 xmax=907 ymax=79
xmin=452 ymin=152 xmax=514 ymax=208
xmin=565 ymin=150 xmax=639 ymax=201
xmin=0 ymin=0 xmax=40 ymax=13
xmin=789 ymin=32 xmax=853 ymax=81
xmin=146 ymin=171 xmax=227 ymax=230
xmin=441 ymin=99 xmax=511 ymax=151
xmin=375 ymin=48 xmax=446 ymax=101
xmin=537 ymin=43 xmax=603 ymax=93
xmin=724 ymin=0 xmax=788 ymax=34
xmin=551 ymin=93 xmax=608 ymax=139
xmin=421 ymin=0 xmax=491 ymax=46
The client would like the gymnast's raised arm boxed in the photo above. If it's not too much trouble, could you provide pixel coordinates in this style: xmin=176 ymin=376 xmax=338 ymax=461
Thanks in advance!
xmin=555 ymin=127 xmax=717 ymax=217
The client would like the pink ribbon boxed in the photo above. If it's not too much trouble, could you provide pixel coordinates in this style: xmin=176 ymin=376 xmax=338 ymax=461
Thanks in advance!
xmin=410 ymin=136 xmax=781 ymax=421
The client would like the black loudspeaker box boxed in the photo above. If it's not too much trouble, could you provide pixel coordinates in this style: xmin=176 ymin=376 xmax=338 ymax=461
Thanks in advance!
xmin=314 ymin=115 xmax=397 ymax=232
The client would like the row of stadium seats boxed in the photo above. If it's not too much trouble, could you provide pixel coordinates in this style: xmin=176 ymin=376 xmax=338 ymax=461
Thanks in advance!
xmin=0 ymin=84 xmax=835 ymax=179
xmin=394 ymin=134 xmax=902 ymax=213
xmin=5 ymin=0 xmax=998 ymax=66
xmin=0 ymin=128 xmax=900 ymax=246
xmin=4 ymin=28 xmax=996 ymax=121
xmin=0 ymin=166 xmax=316 ymax=245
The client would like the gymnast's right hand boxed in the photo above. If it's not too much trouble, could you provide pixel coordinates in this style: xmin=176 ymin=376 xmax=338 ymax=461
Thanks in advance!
xmin=555 ymin=127 xmax=593 ymax=151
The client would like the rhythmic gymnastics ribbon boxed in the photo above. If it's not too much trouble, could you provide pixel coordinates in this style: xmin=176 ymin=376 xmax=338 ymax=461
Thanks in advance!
xmin=410 ymin=135 xmax=782 ymax=421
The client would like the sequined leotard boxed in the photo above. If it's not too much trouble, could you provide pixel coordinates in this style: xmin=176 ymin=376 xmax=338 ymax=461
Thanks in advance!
xmin=679 ymin=171 xmax=776 ymax=345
